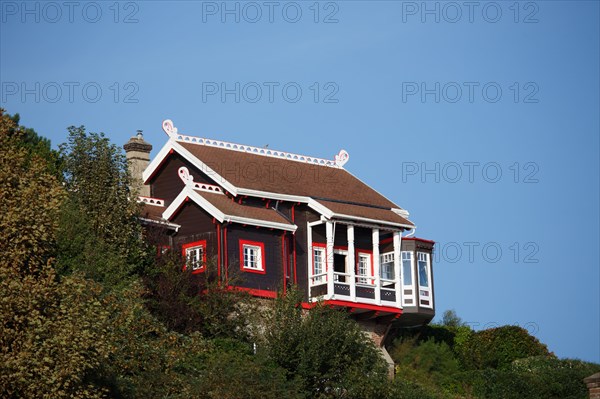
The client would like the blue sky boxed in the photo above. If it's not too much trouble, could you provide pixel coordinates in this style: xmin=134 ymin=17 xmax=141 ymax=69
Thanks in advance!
xmin=1 ymin=1 xmax=598 ymax=362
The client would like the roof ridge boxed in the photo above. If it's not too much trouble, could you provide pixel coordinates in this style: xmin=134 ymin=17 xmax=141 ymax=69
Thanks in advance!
xmin=162 ymin=119 xmax=349 ymax=169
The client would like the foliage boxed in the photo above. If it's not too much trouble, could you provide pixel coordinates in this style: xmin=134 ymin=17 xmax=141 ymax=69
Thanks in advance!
xmin=263 ymin=291 xmax=389 ymax=398
xmin=457 ymin=325 xmax=551 ymax=370
xmin=143 ymin=252 xmax=256 ymax=340
xmin=0 ymin=264 xmax=113 ymax=398
xmin=0 ymin=110 xmax=65 ymax=275
xmin=56 ymin=126 xmax=149 ymax=287
xmin=2 ymin=111 xmax=598 ymax=399
xmin=441 ymin=309 xmax=465 ymax=328
xmin=181 ymin=338 xmax=304 ymax=399
xmin=390 ymin=336 xmax=461 ymax=398
xmin=3 ymin=111 xmax=62 ymax=176
xmin=511 ymin=356 xmax=600 ymax=399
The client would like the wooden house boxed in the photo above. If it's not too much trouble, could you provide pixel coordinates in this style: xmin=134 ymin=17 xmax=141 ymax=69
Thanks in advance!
xmin=124 ymin=120 xmax=436 ymax=362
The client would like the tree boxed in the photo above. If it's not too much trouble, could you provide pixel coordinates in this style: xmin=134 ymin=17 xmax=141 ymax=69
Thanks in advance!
xmin=57 ymin=126 xmax=149 ymax=287
xmin=441 ymin=309 xmax=465 ymax=328
xmin=3 ymin=111 xmax=62 ymax=177
xmin=457 ymin=325 xmax=551 ymax=370
xmin=0 ymin=109 xmax=65 ymax=275
xmin=263 ymin=291 xmax=389 ymax=397
xmin=0 ymin=110 xmax=110 ymax=397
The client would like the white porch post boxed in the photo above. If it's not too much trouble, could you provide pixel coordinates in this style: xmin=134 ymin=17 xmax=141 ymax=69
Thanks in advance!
xmin=393 ymin=231 xmax=402 ymax=308
xmin=326 ymin=221 xmax=334 ymax=299
xmin=347 ymin=224 xmax=356 ymax=302
xmin=372 ymin=228 xmax=381 ymax=304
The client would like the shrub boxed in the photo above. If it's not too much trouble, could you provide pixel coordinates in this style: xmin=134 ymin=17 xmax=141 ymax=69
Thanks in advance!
xmin=457 ymin=325 xmax=550 ymax=370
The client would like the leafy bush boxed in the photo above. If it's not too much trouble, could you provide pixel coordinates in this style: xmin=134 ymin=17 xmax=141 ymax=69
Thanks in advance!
xmin=511 ymin=356 xmax=600 ymax=399
xmin=176 ymin=338 xmax=302 ymax=399
xmin=264 ymin=291 xmax=389 ymax=397
xmin=457 ymin=325 xmax=550 ymax=370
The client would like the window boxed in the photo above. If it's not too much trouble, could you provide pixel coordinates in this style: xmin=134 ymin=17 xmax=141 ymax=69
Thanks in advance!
xmin=380 ymin=252 xmax=395 ymax=281
xmin=402 ymin=251 xmax=413 ymax=286
xmin=357 ymin=252 xmax=371 ymax=284
xmin=239 ymin=240 xmax=266 ymax=274
xmin=182 ymin=240 xmax=206 ymax=273
xmin=418 ymin=252 xmax=430 ymax=288
xmin=313 ymin=245 xmax=326 ymax=283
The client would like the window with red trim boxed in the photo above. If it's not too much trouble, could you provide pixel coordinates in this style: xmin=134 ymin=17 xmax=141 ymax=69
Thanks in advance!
xmin=239 ymin=239 xmax=266 ymax=274
xmin=356 ymin=250 xmax=374 ymax=285
xmin=182 ymin=240 xmax=207 ymax=273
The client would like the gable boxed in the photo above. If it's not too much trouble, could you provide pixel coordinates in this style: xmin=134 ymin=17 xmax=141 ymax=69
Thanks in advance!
xmin=149 ymin=151 xmax=219 ymax=202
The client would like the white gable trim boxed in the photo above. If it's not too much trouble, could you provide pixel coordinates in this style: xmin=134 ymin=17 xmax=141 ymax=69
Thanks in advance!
xmin=142 ymin=139 xmax=239 ymax=196
xmin=162 ymin=187 xmax=297 ymax=232
xmin=142 ymin=138 xmax=175 ymax=183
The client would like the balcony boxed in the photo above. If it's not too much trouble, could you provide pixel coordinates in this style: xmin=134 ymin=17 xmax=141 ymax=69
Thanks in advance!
xmin=306 ymin=220 xmax=434 ymax=322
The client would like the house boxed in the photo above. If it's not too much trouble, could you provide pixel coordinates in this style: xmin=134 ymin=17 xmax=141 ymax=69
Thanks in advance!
xmin=124 ymin=120 xmax=435 ymax=364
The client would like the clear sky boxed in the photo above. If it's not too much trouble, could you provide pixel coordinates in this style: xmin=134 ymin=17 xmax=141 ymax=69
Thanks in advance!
xmin=1 ymin=1 xmax=598 ymax=363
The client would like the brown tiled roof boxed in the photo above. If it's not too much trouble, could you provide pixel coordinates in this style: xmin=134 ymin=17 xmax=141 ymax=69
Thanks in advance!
xmin=179 ymin=142 xmax=399 ymax=209
xmin=316 ymin=199 xmax=414 ymax=227
xmin=141 ymin=203 xmax=166 ymax=222
xmin=196 ymin=191 xmax=294 ymax=226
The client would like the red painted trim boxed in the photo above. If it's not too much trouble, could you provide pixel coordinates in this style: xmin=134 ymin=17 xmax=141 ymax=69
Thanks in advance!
xmin=224 ymin=226 xmax=229 ymax=283
xmin=403 ymin=237 xmax=436 ymax=244
xmin=218 ymin=228 xmax=222 ymax=280
xmin=355 ymin=249 xmax=375 ymax=284
xmin=229 ymin=286 xmax=278 ymax=299
xmin=312 ymin=242 xmax=328 ymax=282
xmin=281 ymin=233 xmax=287 ymax=295
xmin=145 ymin=151 xmax=172 ymax=183
xmin=292 ymin=204 xmax=297 ymax=284
xmin=182 ymin=240 xmax=207 ymax=273
xmin=380 ymin=237 xmax=393 ymax=245
xmin=239 ymin=239 xmax=266 ymax=274
xmin=301 ymin=300 xmax=402 ymax=314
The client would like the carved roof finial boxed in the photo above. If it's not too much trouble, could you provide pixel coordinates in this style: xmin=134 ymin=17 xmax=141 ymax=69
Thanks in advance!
xmin=335 ymin=149 xmax=349 ymax=167
xmin=162 ymin=119 xmax=178 ymax=137
xmin=178 ymin=166 xmax=194 ymax=186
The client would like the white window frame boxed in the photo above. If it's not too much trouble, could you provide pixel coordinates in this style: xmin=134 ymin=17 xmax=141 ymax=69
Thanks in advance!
xmin=401 ymin=251 xmax=413 ymax=287
xmin=182 ymin=240 xmax=206 ymax=273
xmin=357 ymin=252 xmax=371 ymax=285
xmin=313 ymin=246 xmax=326 ymax=283
xmin=240 ymin=240 xmax=266 ymax=274
xmin=380 ymin=252 xmax=395 ymax=281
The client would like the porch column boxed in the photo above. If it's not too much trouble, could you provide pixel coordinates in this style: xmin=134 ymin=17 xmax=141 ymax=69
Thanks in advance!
xmin=347 ymin=225 xmax=356 ymax=302
xmin=326 ymin=221 xmax=334 ymax=299
xmin=393 ymin=231 xmax=402 ymax=308
xmin=372 ymin=228 xmax=381 ymax=304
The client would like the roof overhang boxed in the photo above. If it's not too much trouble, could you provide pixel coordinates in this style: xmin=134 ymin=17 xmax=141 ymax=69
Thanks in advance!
xmin=163 ymin=186 xmax=297 ymax=232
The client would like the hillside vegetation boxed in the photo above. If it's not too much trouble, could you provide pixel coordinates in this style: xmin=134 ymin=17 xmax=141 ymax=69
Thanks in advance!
xmin=1 ymin=109 xmax=597 ymax=398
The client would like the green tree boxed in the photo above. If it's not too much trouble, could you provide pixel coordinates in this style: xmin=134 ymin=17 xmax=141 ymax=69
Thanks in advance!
xmin=3 ymin=111 xmax=62 ymax=177
xmin=457 ymin=325 xmax=551 ymax=370
xmin=57 ymin=126 xmax=149 ymax=287
xmin=263 ymin=291 xmax=389 ymax=398
xmin=0 ymin=110 xmax=109 ymax=397
xmin=0 ymin=110 xmax=65 ymax=275
xmin=440 ymin=309 xmax=465 ymax=328
xmin=182 ymin=339 xmax=304 ymax=399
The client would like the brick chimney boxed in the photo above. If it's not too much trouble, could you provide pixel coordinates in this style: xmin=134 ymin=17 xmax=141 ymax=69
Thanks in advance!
xmin=123 ymin=130 xmax=152 ymax=197
xmin=585 ymin=373 xmax=600 ymax=399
